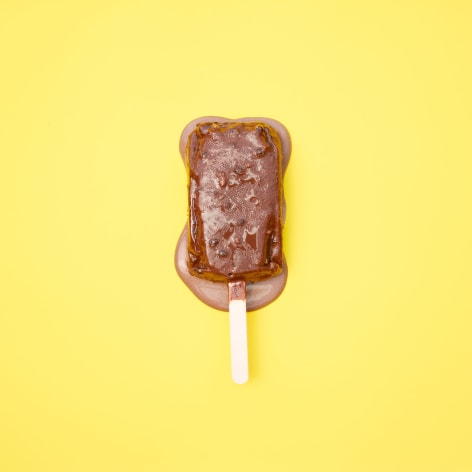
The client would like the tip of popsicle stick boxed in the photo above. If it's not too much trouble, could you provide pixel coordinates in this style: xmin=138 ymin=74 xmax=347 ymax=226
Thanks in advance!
xmin=232 ymin=371 xmax=249 ymax=384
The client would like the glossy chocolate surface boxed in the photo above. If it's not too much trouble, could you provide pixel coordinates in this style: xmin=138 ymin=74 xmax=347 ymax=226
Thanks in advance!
xmin=187 ymin=122 xmax=283 ymax=283
xmin=175 ymin=116 xmax=290 ymax=311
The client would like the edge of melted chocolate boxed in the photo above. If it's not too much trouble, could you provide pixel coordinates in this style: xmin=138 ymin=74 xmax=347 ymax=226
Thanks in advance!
xmin=175 ymin=116 xmax=291 ymax=312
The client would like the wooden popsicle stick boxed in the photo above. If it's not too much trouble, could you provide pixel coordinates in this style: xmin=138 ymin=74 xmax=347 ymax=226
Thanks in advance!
xmin=228 ymin=280 xmax=248 ymax=384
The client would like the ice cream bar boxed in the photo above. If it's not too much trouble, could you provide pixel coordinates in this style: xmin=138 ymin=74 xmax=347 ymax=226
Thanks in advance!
xmin=175 ymin=116 xmax=291 ymax=383
xmin=187 ymin=122 xmax=283 ymax=283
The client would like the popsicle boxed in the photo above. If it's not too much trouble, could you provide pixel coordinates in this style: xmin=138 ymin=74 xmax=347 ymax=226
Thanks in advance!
xmin=175 ymin=116 xmax=291 ymax=383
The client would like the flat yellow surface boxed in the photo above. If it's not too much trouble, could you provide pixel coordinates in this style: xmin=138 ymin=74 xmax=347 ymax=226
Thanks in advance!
xmin=1 ymin=1 xmax=471 ymax=471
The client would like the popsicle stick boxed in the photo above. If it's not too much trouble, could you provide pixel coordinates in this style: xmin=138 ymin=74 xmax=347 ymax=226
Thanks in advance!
xmin=228 ymin=280 xmax=248 ymax=384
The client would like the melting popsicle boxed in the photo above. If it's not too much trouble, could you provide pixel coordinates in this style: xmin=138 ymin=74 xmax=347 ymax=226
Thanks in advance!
xmin=175 ymin=117 xmax=291 ymax=383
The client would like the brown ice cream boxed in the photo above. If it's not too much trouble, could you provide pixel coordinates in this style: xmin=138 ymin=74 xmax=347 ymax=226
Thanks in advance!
xmin=175 ymin=116 xmax=291 ymax=311
xmin=187 ymin=121 xmax=283 ymax=283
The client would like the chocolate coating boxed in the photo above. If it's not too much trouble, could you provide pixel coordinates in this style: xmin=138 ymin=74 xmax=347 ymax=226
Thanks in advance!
xmin=175 ymin=116 xmax=291 ymax=311
xmin=187 ymin=122 xmax=283 ymax=283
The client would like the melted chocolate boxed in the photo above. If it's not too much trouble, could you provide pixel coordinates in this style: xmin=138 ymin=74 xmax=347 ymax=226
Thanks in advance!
xmin=175 ymin=116 xmax=291 ymax=311
xmin=187 ymin=122 xmax=283 ymax=283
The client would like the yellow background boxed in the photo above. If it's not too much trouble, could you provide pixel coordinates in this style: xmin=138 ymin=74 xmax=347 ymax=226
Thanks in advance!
xmin=1 ymin=1 xmax=471 ymax=471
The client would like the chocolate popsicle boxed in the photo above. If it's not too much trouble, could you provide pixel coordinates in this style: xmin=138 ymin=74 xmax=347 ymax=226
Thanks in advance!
xmin=175 ymin=117 xmax=290 ymax=311
xmin=175 ymin=116 xmax=291 ymax=383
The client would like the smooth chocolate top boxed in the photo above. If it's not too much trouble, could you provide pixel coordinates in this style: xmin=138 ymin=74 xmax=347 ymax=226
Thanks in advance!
xmin=187 ymin=122 xmax=283 ymax=283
